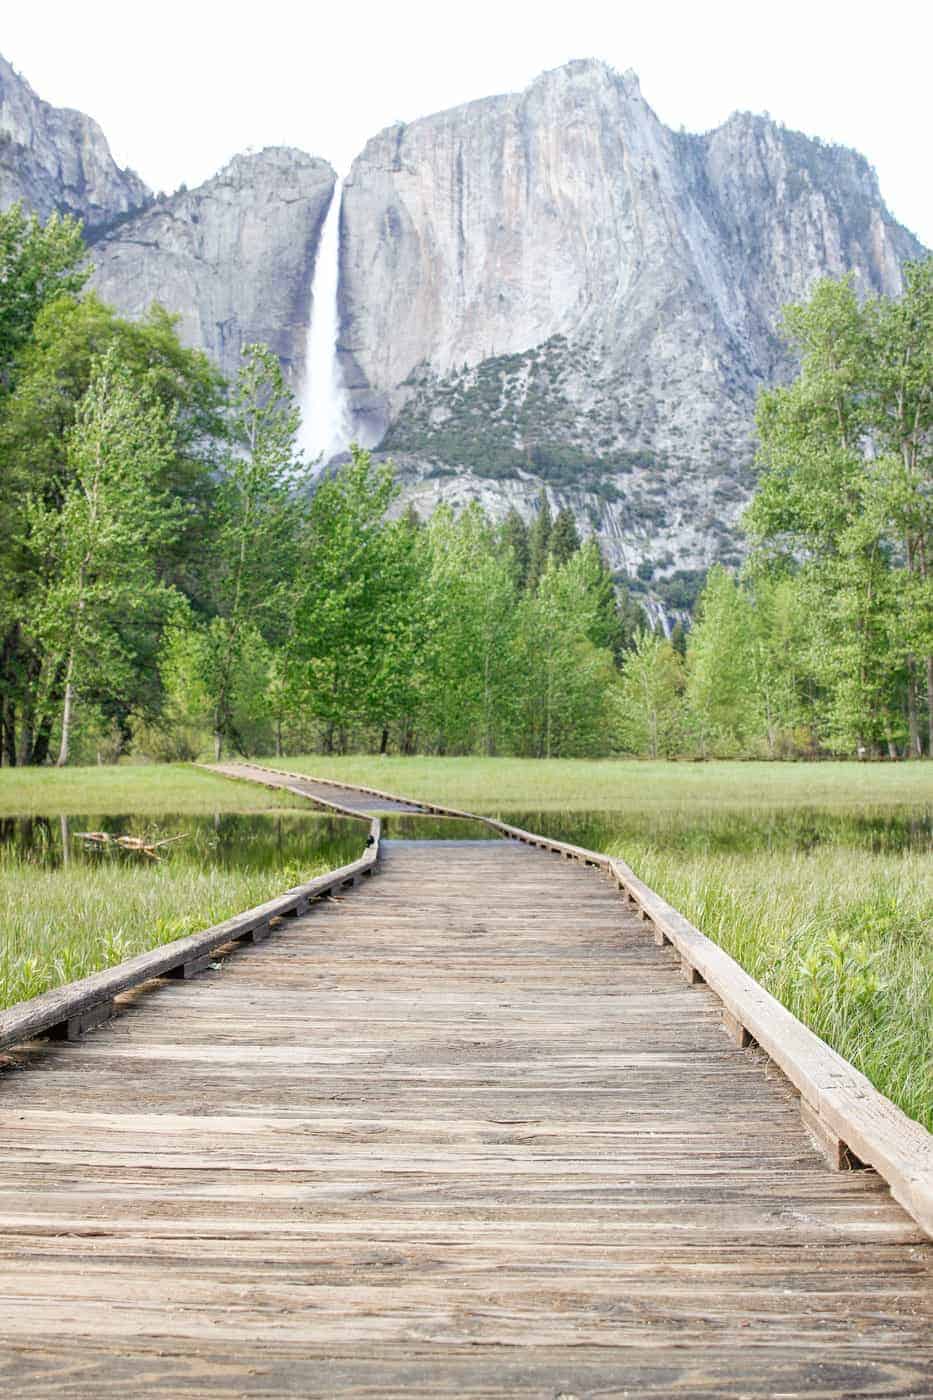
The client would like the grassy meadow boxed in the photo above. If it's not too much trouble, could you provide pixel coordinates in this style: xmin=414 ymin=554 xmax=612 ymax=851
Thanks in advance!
xmin=271 ymin=754 xmax=933 ymax=813
xmin=605 ymin=840 xmax=931 ymax=1129
xmin=0 ymin=844 xmax=353 ymax=1011
xmin=0 ymin=762 xmax=306 ymax=817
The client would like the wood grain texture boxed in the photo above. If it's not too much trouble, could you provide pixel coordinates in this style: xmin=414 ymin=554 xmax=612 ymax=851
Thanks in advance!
xmin=609 ymin=854 xmax=933 ymax=1234
xmin=1 ymin=834 xmax=931 ymax=1396
xmin=226 ymin=766 xmax=933 ymax=1238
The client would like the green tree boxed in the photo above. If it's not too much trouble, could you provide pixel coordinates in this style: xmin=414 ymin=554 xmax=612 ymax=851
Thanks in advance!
xmin=746 ymin=271 xmax=927 ymax=754
xmin=550 ymin=506 xmax=581 ymax=564
xmin=198 ymin=343 xmax=307 ymax=759
xmin=513 ymin=551 xmax=617 ymax=757
xmin=289 ymin=447 xmax=413 ymax=750
xmin=0 ymin=204 xmax=86 ymax=394
xmin=500 ymin=507 xmax=530 ymax=591
xmin=0 ymin=294 xmax=224 ymax=764
xmin=526 ymin=489 xmax=553 ymax=591
xmin=417 ymin=505 xmax=517 ymax=754
xmin=616 ymin=629 xmax=685 ymax=757
xmin=686 ymin=566 xmax=758 ymax=756
xmin=865 ymin=259 xmax=933 ymax=755
xmin=25 ymin=347 xmax=179 ymax=765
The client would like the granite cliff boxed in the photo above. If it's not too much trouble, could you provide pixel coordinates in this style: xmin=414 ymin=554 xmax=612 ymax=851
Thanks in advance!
xmin=89 ymin=151 xmax=336 ymax=385
xmin=0 ymin=54 xmax=148 ymax=229
xmin=340 ymin=60 xmax=924 ymax=584
xmin=1 ymin=54 xmax=926 ymax=592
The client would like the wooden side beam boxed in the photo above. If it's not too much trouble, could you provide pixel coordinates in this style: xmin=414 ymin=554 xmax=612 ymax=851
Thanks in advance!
xmin=49 ymin=999 xmax=115 ymax=1042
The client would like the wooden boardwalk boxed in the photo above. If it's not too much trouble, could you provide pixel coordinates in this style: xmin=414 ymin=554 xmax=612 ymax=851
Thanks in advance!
xmin=211 ymin=761 xmax=427 ymax=815
xmin=0 ymin=785 xmax=931 ymax=1394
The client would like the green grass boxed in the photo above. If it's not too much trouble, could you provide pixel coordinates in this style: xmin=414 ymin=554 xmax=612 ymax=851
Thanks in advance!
xmin=0 ymin=762 xmax=355 ymax=1012
xmin=2 ymin=756 xmax=929 ymax=1130
xmin=267 ymin=755 xmax=933 ymax=813
xmin=605 ymin=841 xmax=932 ymax=1130
xmin=0 ymin=819 xmax=363 ymax=1011
xmin=0 ymin=763 xmax=306 ymax=817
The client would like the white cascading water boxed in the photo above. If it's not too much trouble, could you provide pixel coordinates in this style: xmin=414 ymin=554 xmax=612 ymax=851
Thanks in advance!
xmin=298 ymin=179 xmax=354 ymax=464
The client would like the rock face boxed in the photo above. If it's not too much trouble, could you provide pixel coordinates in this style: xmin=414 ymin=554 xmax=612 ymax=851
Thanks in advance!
xmin=340 ymin=60 xmax=925 ymax=583
xmin=3 ymin=52 xmax=927 ymax=593
xmin=0 ymin=54 xmax=149 ymax=229
xmin=89 ymin=151 xmax=336 ymax=386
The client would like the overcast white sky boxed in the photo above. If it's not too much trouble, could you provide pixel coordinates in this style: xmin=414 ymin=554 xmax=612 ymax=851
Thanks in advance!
xmin=4 ymin=0 xmax=931 ymax=244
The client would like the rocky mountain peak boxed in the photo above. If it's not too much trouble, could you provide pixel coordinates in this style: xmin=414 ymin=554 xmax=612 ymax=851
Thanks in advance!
xmin=0 ymin=53 xmax=149 ymax=228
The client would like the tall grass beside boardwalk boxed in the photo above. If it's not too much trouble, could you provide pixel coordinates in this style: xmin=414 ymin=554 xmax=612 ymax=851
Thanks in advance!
xmin=605 ymin=841 xmax=932 ymax=1131
xmin=0 ymin=763 xmax=306 ymax=817
xmin=270 ymin=755 xmax=933 ymax=813
xmin=0 ymin=837 xmax=361 ymax=1013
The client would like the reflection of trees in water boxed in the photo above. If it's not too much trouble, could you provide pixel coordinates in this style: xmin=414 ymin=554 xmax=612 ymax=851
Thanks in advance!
xmin=0 ymin=815 xmax=57 ymax=866
xmin=495 ymin=808 xmax=932 ymax=857
xmin=0 ymin=813 xmax=364 ymax=874
xmin=202 ymin=813 xmax=360 ymax=873
xmin=0 ymin=807 xmax=925 ymax=873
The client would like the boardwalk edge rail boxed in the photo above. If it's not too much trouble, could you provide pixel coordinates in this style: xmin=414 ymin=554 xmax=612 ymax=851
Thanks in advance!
xmin=0 ymin=799 xmax=381 ymax=1052
xmin=230 ymin=760 xmax=933 ymax=1238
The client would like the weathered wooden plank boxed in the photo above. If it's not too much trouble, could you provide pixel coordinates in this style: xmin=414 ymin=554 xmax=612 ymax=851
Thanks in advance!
xmin=2 ymin=773 xmax=931 ymax=1394
xmin=2 ymin=1343 xmax=931 ymax=1400
xmin=216 ymin=763 xmax=933 ymax=1240
xmin=48 ymin=999 xmax=116 ymax=1042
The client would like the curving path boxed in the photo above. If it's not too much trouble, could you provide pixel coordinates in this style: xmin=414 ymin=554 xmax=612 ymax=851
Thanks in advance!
xmin=0 ymin=767 xmax=930 ymax=1395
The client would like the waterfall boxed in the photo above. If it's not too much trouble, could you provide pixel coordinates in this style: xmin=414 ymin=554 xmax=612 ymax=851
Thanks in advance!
xmin=298 ymin=179 xmax=353 ymax=465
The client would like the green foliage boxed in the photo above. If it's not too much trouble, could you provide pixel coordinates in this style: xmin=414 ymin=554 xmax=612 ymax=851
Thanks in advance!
xmin=652 ymin=568 xmax=706 ymax=612
xmin=385 ymin=339 xmax=666 ymax=491
xmin=499 ymin=507 xmax=530 ymax=591
xmin=171 ymin=342 xmax=309 ymax=759
xmin=685 ymin=566 xmax=758 ymax=756
xmin=2 ymin=211 xmax=926 ymax=768
xmin=0 ymin=814 xmax=362 ymax=1009
xmin=25 ymin=346 xmax=181 ymax=765
xmin=747 ymin=261 xmax=933 ymax=756
xmin=415 ymin=505 xmax=518 ymax=754
xmin=549 ymin=506 xmax=582 ymax=564
xmin=511 ymin=548 xmax=619 ymax=757
xmin=0 ymin=203 xmax=86 ymax=394
xmin=526 ymin=489 xmax=553 ymax=591
xmin=616 ymin=630 xmax=685 ymax=758
xmin=288 ymin=446 xmax=414 ymax=745
xmin=605 ymin=837 xmax=932 ymax=1130
xmin=0 ymin=285 xmax=225 ymax=767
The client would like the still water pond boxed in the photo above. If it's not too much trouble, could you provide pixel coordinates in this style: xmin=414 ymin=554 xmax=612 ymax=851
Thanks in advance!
xmin=1 ymin=805 xmax=928 ymax=869
xmin=0 ymin=812 xmax=366 ymax=873
xmin=492 ymin=806 xmax=932 ymax=857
